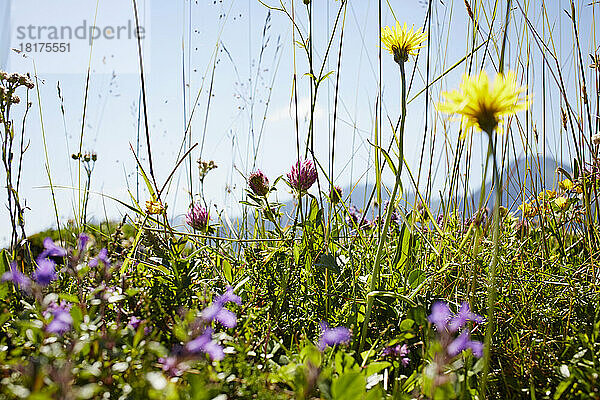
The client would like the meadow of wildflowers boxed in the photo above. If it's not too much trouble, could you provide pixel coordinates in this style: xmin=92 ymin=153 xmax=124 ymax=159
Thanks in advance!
xmin=1 ymin=1 xmax=600 ymax=399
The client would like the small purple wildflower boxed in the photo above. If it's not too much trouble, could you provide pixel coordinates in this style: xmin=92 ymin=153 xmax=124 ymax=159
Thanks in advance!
xmin=201 ymin=286 xmax=241 ymax=328
xmin=185 ymin=328 xmax=225 ymax=361
xmin=428 ymin=302 xmax=452 ymax=331
xmin=287 ymin=159 xmax=318 ymax=192
xmin=428 ymin=301 xmax=484 ymax=359
xmin=44 ymin=300 xmax=72 ymax=318
xmin=448 ymin=302 xmax=485 ymax=332
xmin=33 ymin=258 xmax=57 ymax=286
xmin=382 ymin=343 xmax=410 ymax=366
xmin=39 ymin=237 xmax=67 ymax=259
xmin=89 ymin=248 xmax=110 ymax=268
xmin=78 ymin=233 xmax=90 ymax=253
xmin=158 ymin=356 xmax=185 ymax=377
xmin=447 ymin=331 xmax=484 ymax=358
xmin=186 ymin=203 xmax=209 ymax=231
xmin=436 ymin=214 xmax=444 ymax=227
xmin=46 ymin=305 xmax=73 ymax=335
xmin=248 ymin=170 xmax=270 ymax=197
xmin=317 ymin=322 xmax=352 ymax=351
xmin=128 ymin=316 xmax=143 ymax=330
xmin=1 ymin=262 xmax=31 ymax=292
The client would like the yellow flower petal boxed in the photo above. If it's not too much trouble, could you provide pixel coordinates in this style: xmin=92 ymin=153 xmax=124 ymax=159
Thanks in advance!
xmin=438 ymin=71 xmax=529 ymax=136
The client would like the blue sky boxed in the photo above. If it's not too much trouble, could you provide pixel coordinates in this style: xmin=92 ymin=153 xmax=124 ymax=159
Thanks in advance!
xmin=0 ymin=0 xmax=597 ymax=243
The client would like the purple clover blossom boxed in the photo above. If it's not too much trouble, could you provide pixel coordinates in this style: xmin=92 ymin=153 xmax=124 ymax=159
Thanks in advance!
xmin=89 ymin=248 xmax=110 ymax=268
xmin=329 ymin=185 xmax=343 ymax=204
xmin=185 ymin=328 xmax=225 ymax=361
xmin=46 ymin=304 xmax=73 ymax=335
xmin=382 ymin=343 xmax=410 ymax=367
xmin=201 ymin=286 xmax=241 ymax=328
xmin=287 ymin=159 xmax=318 ymax=192
xmin=436 ymin=214 xmax=444 ymax=227
xmin=33 ymin=258 xmax=57 ymax=286
xmin=38 ymin=237 xmax=67 ymax=259
xmin=317 ymin=322 xmax=352 ymax=351
xmin=346 ymin=205 xmax=361 ymax=226
xmin=248 ymin=170 xmax=270 ymax=197
xmin=1 ymin=262 xmax=31 ymax=292
xmin=186 ymin=203 xmax=209 ymax=231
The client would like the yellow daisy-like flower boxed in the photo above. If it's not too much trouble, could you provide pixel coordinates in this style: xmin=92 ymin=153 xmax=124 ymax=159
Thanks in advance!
xmin=538 ymin=190 xmax=556 ymax=200
xmin=519 ymin=202 xmax=536 ymax=218
xmin=381 ymin=22 xmax=427 ymax=64
xmin=554 ymin=196 xmax=568 ymax=209
xmin=559 ymin=178 xmax=574 ymax=191
xmin=438 ymin=71 xmax=529 ymax=137
xmin=145 ymin=200 xmax=166 ymax=215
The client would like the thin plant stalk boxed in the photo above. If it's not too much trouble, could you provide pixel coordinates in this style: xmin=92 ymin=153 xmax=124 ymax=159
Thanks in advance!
xmin=480 ymin=129 xmax=502 ymax=396
xmin=359 ymin=60 xmax=407 ymax=353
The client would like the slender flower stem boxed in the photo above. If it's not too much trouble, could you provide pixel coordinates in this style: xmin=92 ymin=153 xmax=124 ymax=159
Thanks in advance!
xmin=358 ymin=60 xmax=407 ymax=353
xmin=480 ymin=130 xmax=501 ymax=396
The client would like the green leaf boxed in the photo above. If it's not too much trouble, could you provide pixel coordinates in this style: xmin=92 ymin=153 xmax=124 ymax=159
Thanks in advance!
xmin=365 ymin=386 xmax=384 ymax=400
xmin=399 ymin=319 xmax=414 ymax=331
xmin=300 ymin=344 xmax=322 ymax=368
xmin=222 ymin=259 xmax=233 ymax=283
xmin=317 ymin=254 xmax=339 ymax=274
xmin=318 ymin=70 xmax=335 ymax=84
xmin=368 ymin=139 xmax=397 ymax=176
xmin=363 ymin=361 xmax=391 ymax=377
xmin=335 ymin=351 xmax=360 ymax=374
xmin=407 ymin=269 xmax=426 ymax=289
xmin=331 ymin=372 xmax=366 ymax=400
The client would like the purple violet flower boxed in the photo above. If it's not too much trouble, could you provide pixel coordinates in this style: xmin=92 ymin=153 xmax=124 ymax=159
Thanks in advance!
xmin=39 ymin=237 xmax=67 ymax=259
xmin=1 ymin=262 xmax=31 ymax=292
xmin=317 ymin=322 xmax=352 ymax=351
xmin=44 ymin=300 xmax=72 ymax=318
xmin=248 ymin=170 xmax=270 ymax=197
xmin=33 ymin=258 xmax=57 ymax=286
xmin=89 ymin=248 xmax=110 ymax=268
xmin=186 ymin=203 xmax=209 ymax=231
xmin=428 ymin=301 xmax=485 ymax=359
xmin=287 ymin=159 xmax=318 ymax=192
xmin=185 ymin=328 xmax=225 ymax=361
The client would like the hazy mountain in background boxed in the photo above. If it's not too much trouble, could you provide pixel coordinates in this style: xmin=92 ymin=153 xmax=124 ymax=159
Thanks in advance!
xmin=139 ymin=156 xmax=569 ymax=234
xmin=273 ymin=156 xmax=568 ymax=225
